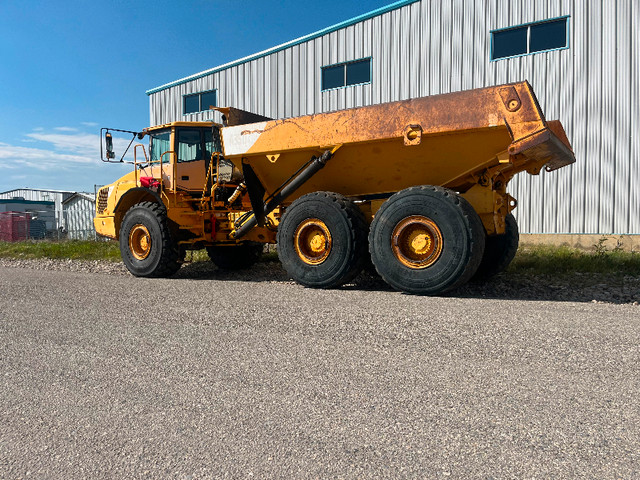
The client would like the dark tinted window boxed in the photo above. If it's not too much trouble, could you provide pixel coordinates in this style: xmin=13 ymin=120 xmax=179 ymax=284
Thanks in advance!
xmin=322 ymin=64 xmax=345 ymax=90
xmin=346 ymin=59 xmax=370 ymax=86
xmin=530 ymin=19 xmax=567 ymax=52
xmin=492 ymin=17 xmax=569 ymax=61
xmin=183 ymin=90 xmax=217 ymax=114
xmin=322 ymin=58 xmax=372 ymax=90
xmin=200 ymin=91 xmax=217 ymax=111
xmin=492 ymin=26 xmax=528 ymax=60
xmin=184 ymin=94 xmax=200 ymax=114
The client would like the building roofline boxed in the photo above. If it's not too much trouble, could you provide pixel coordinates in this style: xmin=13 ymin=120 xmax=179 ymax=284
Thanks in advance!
xmin=146 ymin=0 xmax=419 ymax=95
xmin=0 ymin=198 xmax=55 ymax=205
xmin=0 ymin=188 xmax=77 ymax=195
xmin=62 ymin=193 xmax=95 ymax=204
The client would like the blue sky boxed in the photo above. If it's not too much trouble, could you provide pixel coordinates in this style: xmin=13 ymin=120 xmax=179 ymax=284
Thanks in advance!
xmin=0 ymin=0 xmax=392 ymax=194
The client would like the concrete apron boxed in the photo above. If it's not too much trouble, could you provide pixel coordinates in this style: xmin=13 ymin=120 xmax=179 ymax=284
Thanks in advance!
xmin=520 ymin=234 xmax=640 ymax=253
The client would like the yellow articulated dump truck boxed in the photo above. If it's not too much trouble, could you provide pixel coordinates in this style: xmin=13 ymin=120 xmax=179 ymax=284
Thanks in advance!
xmin=95 ymin=81 xmax=574 ymax=295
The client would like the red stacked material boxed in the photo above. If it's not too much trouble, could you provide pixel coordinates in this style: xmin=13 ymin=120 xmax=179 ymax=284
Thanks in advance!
xmin=0 ymin=212 xmax=30 ymax=242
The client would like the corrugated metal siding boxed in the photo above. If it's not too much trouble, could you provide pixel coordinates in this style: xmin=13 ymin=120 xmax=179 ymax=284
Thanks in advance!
xmin=63 ymin=196 xmax=96 ymax=240
xmin=149 ymin=0 xmax=639 ymax=235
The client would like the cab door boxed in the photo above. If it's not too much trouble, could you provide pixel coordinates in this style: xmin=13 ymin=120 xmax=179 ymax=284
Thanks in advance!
xmin=175 ymin=127 xmax=208 ymax=192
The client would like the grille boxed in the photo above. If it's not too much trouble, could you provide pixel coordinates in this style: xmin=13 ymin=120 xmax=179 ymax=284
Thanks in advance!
xmin=97 ymin=188 xmax=109 ymax=214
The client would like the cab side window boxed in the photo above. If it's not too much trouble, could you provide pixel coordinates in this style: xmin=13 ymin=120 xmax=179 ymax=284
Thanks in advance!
xmin=204 ymin=129 xmax=220 ymax=160
xmin=177 ymin=128 xmax=203 ymax=163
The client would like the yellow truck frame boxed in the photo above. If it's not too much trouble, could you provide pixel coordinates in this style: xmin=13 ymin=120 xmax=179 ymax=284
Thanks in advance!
xmin=95 ymin=81 xmax=575 ymax=295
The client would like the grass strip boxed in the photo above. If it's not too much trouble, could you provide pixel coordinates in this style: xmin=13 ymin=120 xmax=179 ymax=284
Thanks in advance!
xmin=510 ymin=244 xmax=640 ymax=276
xmin=1 ymin=241 xmax=638 ymax=276
xmin=0 ymin=240 xmax=122 ymax=262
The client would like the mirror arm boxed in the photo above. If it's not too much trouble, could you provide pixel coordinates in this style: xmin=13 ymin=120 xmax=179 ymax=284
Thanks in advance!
xmin=100 ymin=127 xmax=144 ymax=163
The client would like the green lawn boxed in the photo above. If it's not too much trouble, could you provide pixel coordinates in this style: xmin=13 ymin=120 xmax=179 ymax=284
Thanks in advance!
xmin=0 ymin=240 xmax=638 ymax=276
xmin=0 ymin=240 xmax=122 ymax=261
xmin=509 ymin=244 xmax=640 ymax=276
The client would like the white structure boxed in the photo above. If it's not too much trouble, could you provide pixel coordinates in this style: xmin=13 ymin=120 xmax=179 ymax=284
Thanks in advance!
xmin=146 ymin=0 xmax=639 ymax=236
xmin=62 ymin=193 xmax=97 ymax=240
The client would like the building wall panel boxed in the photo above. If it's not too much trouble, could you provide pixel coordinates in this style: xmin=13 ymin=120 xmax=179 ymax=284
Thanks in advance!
xmin=148 ymin=0 xmax=639 ymax=235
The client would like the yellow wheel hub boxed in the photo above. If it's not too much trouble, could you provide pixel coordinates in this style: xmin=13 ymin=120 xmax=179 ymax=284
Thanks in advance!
xmin=391 ymin=216 xmax=443 ymax=269
xmin=294 ymin=218 xmax=332 ymax=265
xmin=129 ymin=224 xmax=152 ymax=260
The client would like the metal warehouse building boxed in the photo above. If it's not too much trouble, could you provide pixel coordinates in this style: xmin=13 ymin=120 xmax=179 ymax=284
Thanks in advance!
xmin=0 ymin=188 xmax=74 ymax=233
xmin=146 ymin=0 xmax=639 ymax=236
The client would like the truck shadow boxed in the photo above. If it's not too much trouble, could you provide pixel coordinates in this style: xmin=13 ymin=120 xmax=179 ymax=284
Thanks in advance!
xmin=176 ymin=261 xmax=639 ymax=305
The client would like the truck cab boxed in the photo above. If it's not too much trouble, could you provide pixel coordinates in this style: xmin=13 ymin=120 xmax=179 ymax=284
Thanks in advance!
xmin=144 ymin=122 xmax=222 ymax=193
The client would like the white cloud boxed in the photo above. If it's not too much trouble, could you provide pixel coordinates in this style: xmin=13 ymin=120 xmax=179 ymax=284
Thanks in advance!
xmin=54 ymin=126 xmax=79 ymax=132
xmin=26 ymin=131 xmax=99 ymax=154
xmin=0 ymin=141 xmax=93 ymax=170
xmin=0 ymin=128 xmax=139 ymax=173
xmin=81 ymin=122 xmax=99 ymax=127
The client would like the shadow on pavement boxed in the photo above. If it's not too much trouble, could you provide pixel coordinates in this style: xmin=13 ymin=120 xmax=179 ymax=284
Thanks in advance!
xmin=176 ymin=261 xmax=640 ymax=305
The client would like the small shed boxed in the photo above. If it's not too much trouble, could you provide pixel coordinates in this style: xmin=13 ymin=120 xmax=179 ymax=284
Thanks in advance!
xmin=62 ymin=193 xmax=96 ymax=240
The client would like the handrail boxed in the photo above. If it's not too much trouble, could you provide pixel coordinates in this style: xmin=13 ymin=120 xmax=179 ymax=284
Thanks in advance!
xmin=155 ymin=151 xmax=175 ymax=206
xmin=131 ymin=148 xmax=176 ymax=205
xmin=200 ymin=152 xmax=221 ymax=209
xmin=133 ymin=144 xmax=149 ymax=186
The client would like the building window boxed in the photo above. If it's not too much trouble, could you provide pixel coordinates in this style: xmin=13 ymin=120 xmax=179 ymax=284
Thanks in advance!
xmin=183 ymin=89 xmax=217 ymax=114
xmin=491 ymin=17 xmax=568 ymax=61
xmin=321 ymin=58 xmax=371 ymax=91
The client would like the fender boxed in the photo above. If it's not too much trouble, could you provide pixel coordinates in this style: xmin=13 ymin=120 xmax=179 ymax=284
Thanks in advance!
xmin=113 ymin=187 xmax=165 ymax=238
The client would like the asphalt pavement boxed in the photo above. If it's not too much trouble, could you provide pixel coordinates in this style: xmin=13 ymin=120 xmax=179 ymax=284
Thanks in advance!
xmin=0 ymin=266 xmax=639 ymax=478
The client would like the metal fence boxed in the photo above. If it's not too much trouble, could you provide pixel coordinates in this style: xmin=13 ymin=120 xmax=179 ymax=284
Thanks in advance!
xmin=0 ymin=207 xmax=103 ymax=242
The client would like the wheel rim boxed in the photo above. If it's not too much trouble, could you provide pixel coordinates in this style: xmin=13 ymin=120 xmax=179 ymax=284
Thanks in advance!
xmin=294 ymin=218 xmax=332 ymax=265
xmin=391 ymin=215 xmax=443 ymax=269
xmin=129 ymin=224 xmax=152 ymax=260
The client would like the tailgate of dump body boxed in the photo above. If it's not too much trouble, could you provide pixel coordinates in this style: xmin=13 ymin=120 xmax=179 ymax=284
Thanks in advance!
xmin=221 ymin=81 xmax=575 ymax=200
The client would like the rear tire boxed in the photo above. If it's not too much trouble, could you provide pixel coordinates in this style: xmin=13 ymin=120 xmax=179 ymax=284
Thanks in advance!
xmin=206 ymin=243 xmax=263 ymax=270
xmin=277 ymin=192 xmax=368 ymax=289
xmin=119 ymin=201 xmax=181 ymax=278
xmin=472 ymin=213 xmax=519 ymax=280
xmin=369 ymin=186 xmax=485 ymax=295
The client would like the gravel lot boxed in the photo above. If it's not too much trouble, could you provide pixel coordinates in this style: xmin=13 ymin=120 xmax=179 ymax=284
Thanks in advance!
xmin=1 ymin=256 xmax=639 ymax=304
xmin=0 ymin=259 xmax=639 ymax=478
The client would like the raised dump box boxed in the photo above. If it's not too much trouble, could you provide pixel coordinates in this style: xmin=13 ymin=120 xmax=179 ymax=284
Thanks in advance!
xmin=221 ymin=81 xmax=572 ymax=202
xmin=96 ymin=81 xmax=574 ymax=295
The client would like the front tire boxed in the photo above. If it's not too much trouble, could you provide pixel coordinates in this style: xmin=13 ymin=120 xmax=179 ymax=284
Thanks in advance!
xmin=119 ymin=201 xmax=181 ymax=277
xmin=277 ymin=192 xmax=368 ymax=289
xmin=369 ymin=186 xmax=485 ymax=295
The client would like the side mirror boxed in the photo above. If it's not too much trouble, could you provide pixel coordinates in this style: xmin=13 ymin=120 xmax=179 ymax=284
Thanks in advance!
xmin=105 ymin=132 xmax=115 ymax=159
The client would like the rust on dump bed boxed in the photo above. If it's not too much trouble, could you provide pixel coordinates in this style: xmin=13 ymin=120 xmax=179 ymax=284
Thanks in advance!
xmin=220 ymin=81 xmax=575 ymax=206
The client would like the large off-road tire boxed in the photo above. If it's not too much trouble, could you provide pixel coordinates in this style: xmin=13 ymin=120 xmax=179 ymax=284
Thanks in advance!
xmin=206 ymin=243 xmax=263 ymax=270
xmin=119 ymin=201 xmax=181 ymax=278
xmin=369 ymin=186 xmax=485 ymax=295
xmin=472 ymin=213 xmax=519 ymax=281
xmin=277 ymin=191 xmax=368 ymax=289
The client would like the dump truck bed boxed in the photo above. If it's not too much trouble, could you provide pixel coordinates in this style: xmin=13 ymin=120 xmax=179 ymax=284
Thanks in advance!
xmin=220 ymin=81 xmax=574 ymax=201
